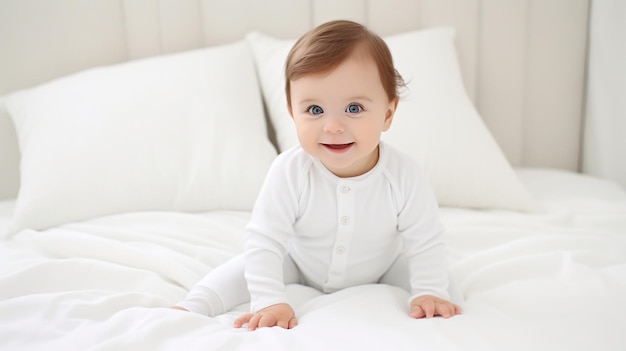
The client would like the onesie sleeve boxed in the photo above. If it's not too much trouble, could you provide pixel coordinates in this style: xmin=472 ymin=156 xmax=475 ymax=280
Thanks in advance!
xmin=243 ymin=151 xmax=302 ymax=312
xmin=397 ymin=163 xmax=451 ymax=302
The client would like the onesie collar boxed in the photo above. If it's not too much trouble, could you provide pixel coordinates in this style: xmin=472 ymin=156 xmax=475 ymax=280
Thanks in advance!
xmin=311 ymin=141 xmax=389 ymax=186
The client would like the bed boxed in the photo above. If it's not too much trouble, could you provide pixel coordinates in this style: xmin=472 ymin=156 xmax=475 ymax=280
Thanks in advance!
xmin=1 ymin=1 xmax=625 ymax=350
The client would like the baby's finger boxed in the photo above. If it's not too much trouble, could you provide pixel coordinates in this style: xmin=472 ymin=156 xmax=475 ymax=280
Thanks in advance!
xmin=247 ymin=313 xmax=262 ymax=331
xmin=288 ymin=317 xmax=298 ymax=329
xmin=422 ymin=299 xmax=435 ymax=318
xmin=257 ymin=314 xmax=277 ymax=328
xmin=410 ymin=304 xmax=425 ymax=319
xmin=234 ymin=313 xmax=253 ymax=328
xmin=436 ymin=303 xmax=451 ymax=318
xmin=276 ymin=317 xmax=290 ymax=329
xmin=170 ymin=306 xmax=189 ymax=312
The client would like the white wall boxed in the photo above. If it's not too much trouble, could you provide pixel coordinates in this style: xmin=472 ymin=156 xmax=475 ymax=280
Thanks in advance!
xmin=583 ymin=0 xmax=626 ymax=189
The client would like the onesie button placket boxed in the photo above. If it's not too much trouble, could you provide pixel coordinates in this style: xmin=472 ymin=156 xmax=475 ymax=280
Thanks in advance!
xmin=325 ymin=182 xmax=356 ymax=289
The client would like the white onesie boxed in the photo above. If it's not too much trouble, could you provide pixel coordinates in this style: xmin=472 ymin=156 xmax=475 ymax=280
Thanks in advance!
xmin=178 ymin=141 xmax=450 ymax=315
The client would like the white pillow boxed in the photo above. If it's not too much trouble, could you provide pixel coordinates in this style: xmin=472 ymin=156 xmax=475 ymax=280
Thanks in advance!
xmin=246 ymin=28 xmax=536 ymax=212
xmin=4 ymin=40 xmax=277 ymax=233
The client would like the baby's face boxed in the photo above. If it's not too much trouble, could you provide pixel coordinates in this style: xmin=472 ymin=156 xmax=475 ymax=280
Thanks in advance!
xmin=289 ymin=52 xmax=396 ymax=178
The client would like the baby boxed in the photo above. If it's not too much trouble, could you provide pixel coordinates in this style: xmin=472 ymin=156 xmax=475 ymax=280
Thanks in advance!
xmin=173 ymin=20 xmax=461 ymax=330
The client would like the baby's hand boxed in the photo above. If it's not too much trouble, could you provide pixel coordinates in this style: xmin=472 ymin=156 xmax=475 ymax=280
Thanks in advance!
xmin=234 ymin=303 xmax=297 ymax=331
xmin=410 ymin=295 xmax=461 ymax=319
xmin=169 ymin=306 xmax=189 ymax=312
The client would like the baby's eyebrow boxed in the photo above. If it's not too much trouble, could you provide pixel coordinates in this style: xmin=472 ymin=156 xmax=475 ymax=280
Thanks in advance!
xmin=347 ymin=96 xmax=373 ymax=102
xmin=297 ymin=99 xmax=319 ymax=106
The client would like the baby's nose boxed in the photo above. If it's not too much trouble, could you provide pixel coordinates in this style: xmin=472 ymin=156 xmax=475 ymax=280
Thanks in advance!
xmin=323 ymin=114 xmax=345 ymax=134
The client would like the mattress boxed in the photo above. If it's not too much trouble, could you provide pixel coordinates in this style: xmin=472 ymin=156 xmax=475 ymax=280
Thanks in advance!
xmin=1 ymin=169 xmax=625 ymax=351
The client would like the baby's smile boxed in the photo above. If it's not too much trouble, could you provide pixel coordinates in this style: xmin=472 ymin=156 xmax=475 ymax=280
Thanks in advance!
xmin=322 ymin=142 xmax=354 ymax=152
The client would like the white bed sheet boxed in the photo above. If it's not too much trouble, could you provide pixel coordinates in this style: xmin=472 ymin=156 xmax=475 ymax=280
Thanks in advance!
xmin=1 ymin=169 xmax=625 ymax=351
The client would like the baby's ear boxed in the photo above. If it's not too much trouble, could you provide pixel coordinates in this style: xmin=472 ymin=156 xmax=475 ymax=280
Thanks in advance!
xmin=287 ymin=104 xmax=294 ymax=119
xmin=383 ymin=98 xmax=398 ymax=131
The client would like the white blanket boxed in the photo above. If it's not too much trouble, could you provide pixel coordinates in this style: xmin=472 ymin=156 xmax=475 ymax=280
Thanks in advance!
xmin=1 ymin=169 xmax=625 ymax=351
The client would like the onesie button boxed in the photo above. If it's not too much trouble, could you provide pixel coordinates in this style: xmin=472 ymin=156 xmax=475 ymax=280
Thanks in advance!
xmin=340 ymin=185 xmax=351 ymax=194
xmin=335 ymin=246 xmax=346 ymax=255
xmin=340 ymin=216 xmax=350 ymax=225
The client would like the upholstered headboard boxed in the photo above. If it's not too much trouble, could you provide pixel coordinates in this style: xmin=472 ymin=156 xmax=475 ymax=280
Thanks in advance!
xmin=0 ymin=0 xmax=589 ymax=199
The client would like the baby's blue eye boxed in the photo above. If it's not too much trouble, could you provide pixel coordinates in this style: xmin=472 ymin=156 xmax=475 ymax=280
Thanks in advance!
xmin=346 ymin=104 xmax=362 ymax=113
xmin=308 ymin=105 xmax=324 ymax=115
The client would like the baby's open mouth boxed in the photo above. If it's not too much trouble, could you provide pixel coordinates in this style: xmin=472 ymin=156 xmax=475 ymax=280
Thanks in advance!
xmin=323 ymin=143 xmax=354 ymax=150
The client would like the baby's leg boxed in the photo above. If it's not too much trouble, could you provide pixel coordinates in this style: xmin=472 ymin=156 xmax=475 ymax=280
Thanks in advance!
xmin=176 ymin=253 xmax=301 ymax=316
xmin=378 ymin=255 xmax=463 ymax=304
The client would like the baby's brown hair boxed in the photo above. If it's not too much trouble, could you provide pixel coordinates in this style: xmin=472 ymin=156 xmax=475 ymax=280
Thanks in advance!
xmin=285 ymin=20 xmax=405 ymax=110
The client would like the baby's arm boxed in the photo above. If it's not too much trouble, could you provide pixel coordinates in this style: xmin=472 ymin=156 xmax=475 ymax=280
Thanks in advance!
xmin=399 ymin=161 xmax=461 ymax=318
xmin=238 ymin=152 xmax=300 ymax=329
xmin=241 ymin=230 xmax=293 ymax=329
